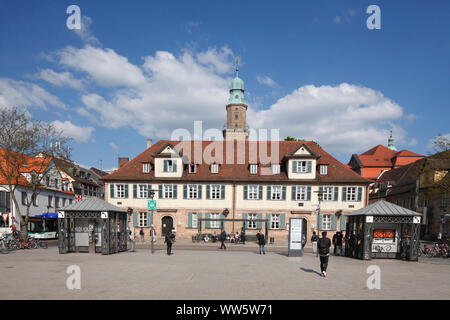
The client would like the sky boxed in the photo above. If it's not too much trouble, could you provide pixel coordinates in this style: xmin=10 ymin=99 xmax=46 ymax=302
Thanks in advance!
xmin=0 ymin=0 xmax=449 ymax=170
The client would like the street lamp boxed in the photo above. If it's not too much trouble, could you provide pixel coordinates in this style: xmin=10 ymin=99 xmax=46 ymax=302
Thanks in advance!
xmin=314 ymin=190 xmax=323 ymax=234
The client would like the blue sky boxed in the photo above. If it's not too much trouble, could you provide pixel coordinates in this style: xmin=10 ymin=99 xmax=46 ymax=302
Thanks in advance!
xmin=0 ymin=0 xmax=449 ymax=170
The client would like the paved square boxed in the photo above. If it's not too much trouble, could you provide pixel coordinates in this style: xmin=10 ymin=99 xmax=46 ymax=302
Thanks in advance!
xmin=1 ymin=245 xmax=449 ymax=300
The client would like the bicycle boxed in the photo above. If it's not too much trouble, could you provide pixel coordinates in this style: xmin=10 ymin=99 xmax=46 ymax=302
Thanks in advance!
xmin=30 ymin=237 xmax=48 ymax=249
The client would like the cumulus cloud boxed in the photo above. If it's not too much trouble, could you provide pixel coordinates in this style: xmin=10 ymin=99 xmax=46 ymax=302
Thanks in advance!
xmin=29 ymin=69 xmax=85 ymax=90
xmin=0 ymin=78 xmax=66 ymax=110
xmin=73 ymin=15 xmax=101 ymax=46
xmin=51 ymin=120 xmax=94 ymax=143
xmin=256 ymin=75 xmax=277 ymax=87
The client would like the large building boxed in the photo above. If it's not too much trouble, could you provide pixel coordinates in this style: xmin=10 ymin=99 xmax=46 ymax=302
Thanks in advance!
xmin=102 ymin=70 xmax=370 ymax=241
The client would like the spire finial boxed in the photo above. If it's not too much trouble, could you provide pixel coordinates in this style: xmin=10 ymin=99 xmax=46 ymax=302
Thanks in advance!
xmin=235 ymin=58 xmax=240 ymax=77
xmin=388 ymin=130 xmax=397 ymax=151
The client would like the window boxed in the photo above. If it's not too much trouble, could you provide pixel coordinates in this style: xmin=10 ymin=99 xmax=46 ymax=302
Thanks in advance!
xmin=320 ymin=165 xmax=328 ymax=175
xmin=295 ymin=186 xmax=307 ymax=201
xmin=346 ymin=187 xmax=357 ymax=201
xmin=270 ymin=214 xmax=280 ymax=229
xmin=62 ymin=198 xmax=66 ymax=207
xmin=55 ymin=197 xmax=60 ymax=208
xmin=163 ymin=185 xmax=174 ymax=199
xmin=248 ymin=185 xmax=259 ymax=200
xmin=31 ymin=194 xmax=37 ymax=206
xmin=189 ymin=164 xmax=196 ymax=173
xmin=210 ymin=185 xmax=222 ymax=200
xmin=211 ymin=164 xmax=219 ymax=174
xmin=139 ymin=212 xmax=147 ymax=227
xmin=142 ymin=163 xmax=150 ymax=173
xmin=163 ymin=159 xmax=175 ymax=173
xmin=250 ymin=164 xmax=258 ymax=174
xmin=69 ymin=199 xmax=73 ymax=205
xmin=272 ymin=164 xmax=280 ymax=174
xmin=322 ymin=186 xmax=334 ymax=201
xmin=138 ymin=184 xmax=148 ymax=198
xmin=322 ymin=214 xmax=331 ymax=230
xmin=296 ymin=161 xmax=307 ymax=173
xmin=46 ymin=177 xmax=50 ymax=187
xmin=191 ymin=212 xmax=198 ymax=228
xmin=210 ymin=213 xmax=220 ymax=228
xmin=54 ymin=179 xmax=59 ymax=189
xmin=0 ymin=190 xmax=11 ymax=213
xmin=271 ymin=185 xmax=282 ymax=200
xmin=48 ymin=196 xmax=53 ymax=208
xmin=116 ymin=184 xmax=125 ymax=198
xmin=21 ymin=192 xmax=27 ymax=205
xmin=188 ymin=185 xmax=199 ymax=199
xmin=248 ymin=213 xmax=257 ymax=229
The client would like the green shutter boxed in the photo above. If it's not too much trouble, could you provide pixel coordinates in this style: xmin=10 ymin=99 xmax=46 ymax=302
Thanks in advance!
xmin=267 ymin=185 xmax=271 ymax=200
xmin=124 ymin=184 xmax=129 ymax=198
xmin=332 ymin=214 xmax=337 ymax=230
xmin=266 ymin=214 xmax=271 ymax=229
xmin=173 ymin=160 xmax=177 ymax=172
xmin=133 ymin=212 xmax=138 ymax=227
xmin=183 ymin=185 xmax=187 ymax=199
xmin=357 ymin=187 xmax=363 ymax=202
xmin=147 ymin=211 xmax=153 ymax=227
xmin=280 ymin=214 xmax=286 ymax=230
xmin=198 ymin=212 xmax=202 ymax=228
xmin=221 ymin=185 xmax=225 ymax=200
xmin=257 ymin=213 xmax=262 ymax=230
xmin=133 ymin=184 xmax=137 ymax=198
xmin=291 ymin=186 xmax=296 ymax=200
xmin=243 ymin=213 xmax=247 ymax=229
xmin=205 ymin=212 xmax=210 ymax=228
xmin=110 ymin=184 xmax=114 ymax=199
xmin=206 ymin=185 xmax=210 ymax=200
xmin=334 ymin=186 xmax=338 ymax=201
xmin=163 ymin=160 xmax=168 ymax=172
xmin=307 ymin=161 xmax=312 ymax=173
xmin=258 ymin=185 xmax=263 ymax=200
xmin=282 ymin=186 xmax=286 ymax=200
xmin=188 ymin=212 xmax=193 ymax=228
xmin=342 ymin=187 xmax=347 ymax=202
xmin=173 ymin=185 xmax=177 ymax=199
xmin=198 ymin=185 xmax=202 ymax=199
xmin=340 ymin=215 xmax=346 ymax=231
xmin=158 ymin=184 xmax=163 ymax=198
xmin=292 ymin=161 xmax=297 ymax=173
xmin=317 ymin=214 xmax=322 ymax=231
xmin=243 ymin=185 xmax=248 ymax=200
xmin=307 ymin=186 xmax=311 ymax=201
xmin=319 ymin=186 xmax=323 ymax=201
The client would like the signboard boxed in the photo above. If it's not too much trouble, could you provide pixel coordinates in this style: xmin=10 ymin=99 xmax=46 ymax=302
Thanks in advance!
xmin=148 ymin=200 xmax=156 ymax=210
xmin=1 ymin=213 xmax=9 ymax=224
xmin=288 ymin=218 xmax=307 ymax=257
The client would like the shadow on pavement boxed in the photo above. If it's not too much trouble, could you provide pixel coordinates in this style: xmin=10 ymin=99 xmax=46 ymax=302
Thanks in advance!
xmin=300 ymin=267 xmax=322 ymax=277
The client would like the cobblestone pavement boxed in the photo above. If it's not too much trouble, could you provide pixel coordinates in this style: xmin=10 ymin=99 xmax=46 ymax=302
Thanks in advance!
xmin=0 ymin=244 xmax=449 ymax=300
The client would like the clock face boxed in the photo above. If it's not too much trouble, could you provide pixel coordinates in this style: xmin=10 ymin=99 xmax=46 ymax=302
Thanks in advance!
xmin=235 ymin=94 xmax=239 ymax=99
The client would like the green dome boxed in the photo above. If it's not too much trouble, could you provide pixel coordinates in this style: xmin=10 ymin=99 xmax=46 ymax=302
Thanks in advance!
xmin=230 ymin=76 xmax=244 ymax=91
xmin=227 ymin=67 xmax=247 ymax=105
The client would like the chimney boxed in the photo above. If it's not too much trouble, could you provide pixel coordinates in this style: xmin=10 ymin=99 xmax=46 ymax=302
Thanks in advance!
xmin=118 ymin=157 xmax=129 ymax=168
xmin=147 ymin=138 xmax=153 ymax=149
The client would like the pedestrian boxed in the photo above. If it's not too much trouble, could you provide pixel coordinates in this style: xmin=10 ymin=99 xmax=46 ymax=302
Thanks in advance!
xmin=164 ymin=230 xmax=174 ymax=255
xmin=257 ymin=230 xmax=266 ymax=254
xmin=241 ymin=228 xmax=246 ymax=245
xmin=140 ymin=228 xmax=145 ymax=243
xmin=311 ymin=231 xmax=319 ymax=257
xmin=219 ymin=229 xmax=227 ymax=250
xmin=129 ymin=229 xmax=136 ymax=252
xmin=235 ymin=232 xmax=240 ymax=244
xmin=171 ymin=228 xmax=176 ymax=242
xmin=341 ymin=231 xmax=346 ymax=256
xmin=336 ymin=231 xmax=343 ymax=256
xmin=332 ymin=232 xmax=338 ymax=255
xmin=318 ymin=231 xmax=331 ymax=277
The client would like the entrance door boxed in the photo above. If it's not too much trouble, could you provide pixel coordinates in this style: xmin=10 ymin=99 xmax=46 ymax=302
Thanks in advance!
xmin=161 ymin=216 xmax=173 ymax=236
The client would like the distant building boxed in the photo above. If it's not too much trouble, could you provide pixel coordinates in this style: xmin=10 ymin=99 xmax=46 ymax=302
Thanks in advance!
xmin=348 ymin=132 xmax=424 ymax=181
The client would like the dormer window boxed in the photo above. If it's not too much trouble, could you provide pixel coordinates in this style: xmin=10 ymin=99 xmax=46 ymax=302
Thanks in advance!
xmin=272 ymin=164 xmax=280 ymax=174
xmin=142 ymin=163 xmax=150 ymax=173
xmin=189 ymin=163 xmax=197 ymax=174
xmin=320 ymin=165 xmax=328 ymax=175
xmin=211 ymin=164 xmax=219 ymax=174
xmin=163 ymin=159 xmax=176 ymax=173
xmin=250 ymin=164 xmax=258 ymax=174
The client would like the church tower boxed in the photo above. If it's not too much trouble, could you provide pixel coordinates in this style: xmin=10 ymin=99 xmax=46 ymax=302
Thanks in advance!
xmin=387 ymin=130 xmax=397 ymax=151
xmin=223 ymin=62 xmax=249 ymax=141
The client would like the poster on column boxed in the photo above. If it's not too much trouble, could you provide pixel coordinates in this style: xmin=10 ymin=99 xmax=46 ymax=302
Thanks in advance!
xmin=288 ymin=218 xmax=306 ymax=257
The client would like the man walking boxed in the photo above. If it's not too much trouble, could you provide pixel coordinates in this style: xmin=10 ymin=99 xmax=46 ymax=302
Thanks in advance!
xmin=332 ymin=232 xmax=338 ymax=255
xmin=240 ymin=228 xmax=246 ymax=245
xmin=164 ymin=230 xmax=174 ymax=255
xmin=318 ymin=231 xmax=331 ymax=277
xmin=257 ymin=230 xmax=266 ymax=254
xmin=219 ymin=229 xmax=227 ymax=250
xmin=311 ymin=231 xmax=319 ymax=257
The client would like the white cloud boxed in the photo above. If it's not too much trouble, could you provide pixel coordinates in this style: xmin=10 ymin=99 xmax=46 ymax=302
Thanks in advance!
xmin=73 ymin=15 xmax=101 ymax=46
xmin=30 ymin=69 xmax=85 ymax=90
xmin=334 ymin=16 xmax=342 ymax=24
xmin=109 ymin=142 xmax=119 ymax=151
xmin=0 ymin=78 xmax=66 ymax=110
xmin=256 ymin=75 xmax=277 ymax=87
xmin=196 ymin=46 xmax=234 ymax=74
xmin=51 ymin=120 xmax=94 ymax=143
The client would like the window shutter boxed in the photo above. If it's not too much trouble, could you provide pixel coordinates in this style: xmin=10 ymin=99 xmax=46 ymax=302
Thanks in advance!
xmin=163 ymin=160 xmax=168 ymax=172
xmin=188 ymin=212 xmax=193 ymax=228
xmin=110 ymin=184 xmax=115 ymax=199
xmin=147 ymin=185 xmax=152 ymax=198
xmin=220 ymin=213 xmax=224 ymax=229
xmin=282 ymin=186 xmax=286 ymax=200
xmin=291 ymin=186 xmax=296 ymax=201
xmin=258 ymin=185 xmax=263 ymax=200
xmin=333 ymin=186 xmax=338 ymax=201
xmin=332 ymin=214 xmax=338 ymax=230
xmin=243 ymin=185 xmax=248 ymax=200
xmin=292 ymin=161 xmax=297 ymax=173
xmin=307 ymin=161 xmax=312 ymax=173
xmin=158 ymin=184 xmax=163 ymax=198
xmin=267 ymin=185 xmax=271 ymax=200
xmin=266 ymin=213 xmax=271 ymax=229
xmin=319 ymin=186 xmax=323 ymax=200
xmin=357 ymin=187 xmax=363 ymax=202
xmin=183 ymin=185 xmax=187 ymax=199
xmin=124 ymin=184 xmax=129 ymax=198
xmin=173 ymin=160 xmax=177 ymax=172
xmin=280 ymin=214 xmax=286 ymax=229
xmin=318 ymin=214 xmax=322 ymax=231
xmin=340 ymin=215 xmax=346 ymax=231
xmin=206 ymin=185 xmax=210 ymax=200
xmin=221 ymin=185 xmax=225 ymax=200
xmin=243 ymin=213 xmax=247 ymax=229
xmin=342 ymin=187 xmax=347 ymax=202
xmin=133 ymin=184 xmax=137 ymax=198
xmin=198 ymin=185 xmax=202 ymax=199
xmin=147 ymin=211 xmax=153 ymax=227
xmin=307 ymin=186 xmax=311 ymax=201
xmin=173 ymin=185 xmax=177 ymax=199
xmin=257 ymin=213 xmax=262 ymax=229
xmin=198 ymin=212 xmax=202 ymax=228
xmin=133 ymin=212 xmax=138 ymax=227
xmin=205 ymin=212 xmax=210 ymax=228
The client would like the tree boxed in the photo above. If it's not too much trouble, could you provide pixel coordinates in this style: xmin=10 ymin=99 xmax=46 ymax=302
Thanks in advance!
xmin=0 ymin=108 xmax=71 ymax=235
xmin=432 ymin=134 xmax=450 ymax=152
xmin=284 ymin=136 xmax=321 ymax=148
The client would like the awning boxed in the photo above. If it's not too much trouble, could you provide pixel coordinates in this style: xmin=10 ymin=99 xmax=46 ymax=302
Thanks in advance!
xmin=35 ymin=213 xmax=58 ymax=219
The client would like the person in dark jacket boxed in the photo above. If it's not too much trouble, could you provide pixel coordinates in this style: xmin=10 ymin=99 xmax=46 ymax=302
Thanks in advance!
xmin=164 ymin=230 xmax=174 ymax=255
xmin=257 ymin=230 xmax=266 ymax=254
xmin=219 ymin=230 xmax=227 ymax=250
xmin=336 ymin=232 xmax=343 ymax=256
xmin=332 ymin=232 xmax=338 ymax=255
xmin=311 ymin=232 xmax=319 ymax=257
xmin=318 ymin=231 xmax=331 ymax=277
xmin=240 ymin=228 xmax=246 ymax=245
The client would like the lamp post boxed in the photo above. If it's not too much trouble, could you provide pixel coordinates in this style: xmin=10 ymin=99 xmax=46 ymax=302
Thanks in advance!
xmin=222 ymin=208 xmax=229 ymax=231
xmin=148 ymin=190 xmax=156 ymax=254
xmin=314 ymin=190 xmax=323 ymax=234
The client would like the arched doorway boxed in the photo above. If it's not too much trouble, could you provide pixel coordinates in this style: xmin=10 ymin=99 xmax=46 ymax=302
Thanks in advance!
xmin=161 ymin=216 xmax=173 ymax=236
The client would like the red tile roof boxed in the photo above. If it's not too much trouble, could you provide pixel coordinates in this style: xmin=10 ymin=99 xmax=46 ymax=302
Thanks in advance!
xmin=103 ymin=140 xmax=369 ymax=184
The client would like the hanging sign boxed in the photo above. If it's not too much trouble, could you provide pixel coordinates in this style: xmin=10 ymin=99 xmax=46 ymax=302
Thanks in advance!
xmin=148 ymin=200 xmax=156 ymax=210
